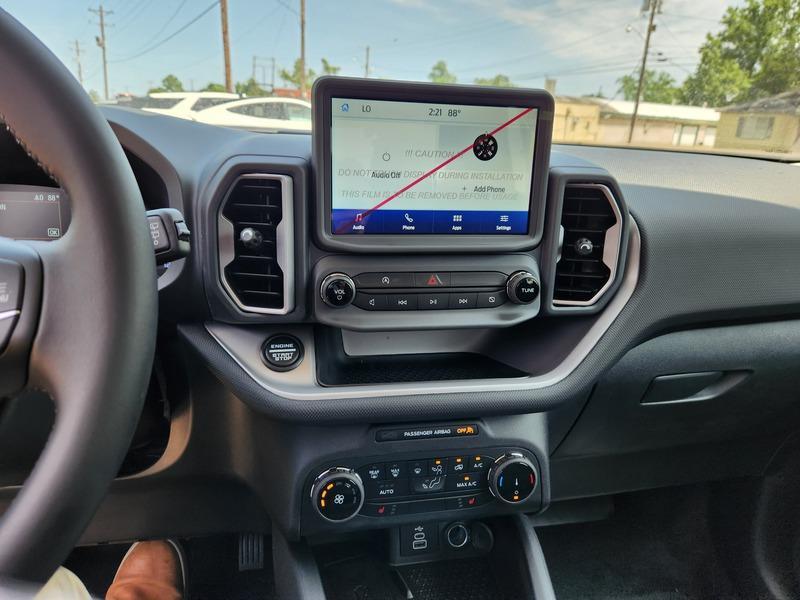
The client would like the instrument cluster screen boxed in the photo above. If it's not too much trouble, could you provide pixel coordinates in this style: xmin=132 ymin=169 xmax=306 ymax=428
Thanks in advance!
xmin=0 ymin=185 xmax=69 ymax=240
xmin=330 ymin=98 xmax=538 ymax=235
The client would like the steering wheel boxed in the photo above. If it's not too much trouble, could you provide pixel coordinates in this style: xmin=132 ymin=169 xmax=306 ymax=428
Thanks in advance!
xmin=0 ymin=10 xmax=157 ymax=584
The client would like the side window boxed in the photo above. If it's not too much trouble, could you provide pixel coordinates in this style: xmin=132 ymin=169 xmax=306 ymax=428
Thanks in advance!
xmin=192 ymin=98 xmax=234 ymax=111
xmin=286 ymin=104 xmax=312 ymax=121
xmin=227 ymin=104 xmax=255 ymax=116
xmin=736 ymin=116 xmax=774 ymax=140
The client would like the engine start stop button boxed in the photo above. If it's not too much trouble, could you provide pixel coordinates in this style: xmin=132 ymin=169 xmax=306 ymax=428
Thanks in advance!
xmin=261 ymin=334 xmax=304 ymax=372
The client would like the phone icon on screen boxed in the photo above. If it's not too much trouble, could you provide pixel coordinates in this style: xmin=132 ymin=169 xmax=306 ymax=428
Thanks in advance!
xmin=404 ymin=213 xmax=414 ymax=223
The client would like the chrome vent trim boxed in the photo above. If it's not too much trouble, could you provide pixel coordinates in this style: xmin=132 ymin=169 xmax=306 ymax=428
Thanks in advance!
xmin=553 ymin=183 xmax=622 ymax=307
xmin=218 ymin=173 xmax=294 ymax=315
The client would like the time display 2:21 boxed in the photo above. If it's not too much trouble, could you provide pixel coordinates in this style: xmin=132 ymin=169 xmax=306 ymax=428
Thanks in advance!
xmin=428 ymin=107 xmax=462 ymax=117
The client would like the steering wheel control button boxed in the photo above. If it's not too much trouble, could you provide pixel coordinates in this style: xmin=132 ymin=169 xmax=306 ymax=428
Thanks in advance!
xmin=353 ymin=293 xmax=387 ymax=311
xmin=506 ymin=271 xmax=540 ymax=305
xmin=321 ymin=273 xmax=356 ymax=307
xmin=311 ymin=468 xmax=364 ymax=523
xmin=445 ymin=522 xmax=471 ymax=549
xmin=0 ymin=311 xmax=19 ymax=354
xmin=147 ymin=215 xmax=170 ymax=252
xmin=0 ymin=259 xmax=23 ymax=312
xmin=261 ymin=334 xmax=303 ymax=372
xmin=488 ymin=453 xmax=538 ymax=505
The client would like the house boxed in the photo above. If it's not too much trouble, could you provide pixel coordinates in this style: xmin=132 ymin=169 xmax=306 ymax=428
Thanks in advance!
xmin=582 ymin=98 xmax=720 ymax=148
xmin=553 ymin=96 xmax=601 ymax=143
xmin=715 ymin=90 xmax=800 ymax=154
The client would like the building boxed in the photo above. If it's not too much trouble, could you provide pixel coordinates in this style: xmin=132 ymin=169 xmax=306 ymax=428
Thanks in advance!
xmin=715 ymin=90 xmax=800 ymax=154
xmin=553 ymin=96 xmax=601 ymax=143
xmin=583 ymin=98 xmax=720 ymax=148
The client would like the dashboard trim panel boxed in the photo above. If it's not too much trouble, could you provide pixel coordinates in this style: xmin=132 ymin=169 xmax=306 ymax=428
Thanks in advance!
xmin=198 ymin=219 xmax=639 ymax=404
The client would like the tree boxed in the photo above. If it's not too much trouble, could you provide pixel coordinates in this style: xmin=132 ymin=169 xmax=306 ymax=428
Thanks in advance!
xmin=88 ymin=89 xmax=100 ymax=103
xmin=428 ymin=60 xmax=456 ymax=84
xmin=321 ymin=58 xmax=340 ymax=76
xmin=279 ymin=58 xmax=339 ymax=88
xmin=235 ymin=78 xmax=268 ymax=96
xmin=617 ymin=70 xmax=679 ymax=103
xmin=474 ymin=74 xmax=514 ymax=87
xmin=680 ymin=38 xmax=751 ymax=106
xmin=201 ymin=82 xmax=227 ymax=92
xmin=680 ymin=0 xmax=800 ymax=106
xmin=148 ymin=74 xmax=184 ymax=94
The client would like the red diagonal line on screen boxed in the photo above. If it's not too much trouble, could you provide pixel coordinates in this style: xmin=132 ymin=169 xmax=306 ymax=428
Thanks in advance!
xmin=335 ymin=107 xmax=534 ymax=233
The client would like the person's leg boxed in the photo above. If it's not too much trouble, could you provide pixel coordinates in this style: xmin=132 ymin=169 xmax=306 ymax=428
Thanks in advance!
xmin=35 ymin=566 xmax=93 ymax=600
xmin=105 ymin=540 xmax=185 ymax=600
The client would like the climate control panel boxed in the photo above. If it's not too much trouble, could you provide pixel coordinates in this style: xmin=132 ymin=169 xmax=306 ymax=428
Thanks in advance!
xmin=306 ymin=448 xmax=542 ymax=527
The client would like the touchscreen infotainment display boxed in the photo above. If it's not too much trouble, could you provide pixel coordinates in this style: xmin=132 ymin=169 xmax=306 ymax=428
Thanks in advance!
xmin=330 ymin=98 xmax=538 ymax=235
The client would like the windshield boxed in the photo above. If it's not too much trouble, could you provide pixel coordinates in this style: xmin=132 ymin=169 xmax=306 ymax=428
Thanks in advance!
xmin=6 ymin=0 xmax=799 ymax=159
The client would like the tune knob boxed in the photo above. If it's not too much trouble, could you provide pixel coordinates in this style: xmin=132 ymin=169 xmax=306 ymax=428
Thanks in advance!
xmin=320 ymin=273 xmax=356 ymax=308
xmin=506 ymin=271 xmax=540 ymax=305
xmin=310 ymin=467 xmax=364 ymax=522
xmin=488 ymin=453 xmax=537 ymax=505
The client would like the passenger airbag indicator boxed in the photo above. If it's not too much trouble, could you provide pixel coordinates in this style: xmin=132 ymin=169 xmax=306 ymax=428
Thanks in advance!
xmin=375 ymin=423 xmax=479 ymax=442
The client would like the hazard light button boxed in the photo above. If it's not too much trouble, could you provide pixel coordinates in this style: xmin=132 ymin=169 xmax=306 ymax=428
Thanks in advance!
xmin=413 ymin=272 xmax=451 ymax=287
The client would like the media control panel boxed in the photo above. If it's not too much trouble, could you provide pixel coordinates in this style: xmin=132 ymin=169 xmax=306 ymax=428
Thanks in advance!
xmin=306 ymin=447 xmax=542 ymax=528
xmin=321 ymin=270 xmax=538 ymax=311
xmin=312 ymin=256 xmax=542 ymax=330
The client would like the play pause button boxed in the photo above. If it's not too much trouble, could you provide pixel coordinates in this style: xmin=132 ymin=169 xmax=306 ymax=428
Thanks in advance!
xmin=418 ymin=294 xmax=448 ymax=310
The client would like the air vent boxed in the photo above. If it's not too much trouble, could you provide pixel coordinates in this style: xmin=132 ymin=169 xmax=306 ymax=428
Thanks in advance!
xmin=218 ymin=174 xmax=294 ymax=314
xmin=554 ymin=183 xmax=621 ymax=306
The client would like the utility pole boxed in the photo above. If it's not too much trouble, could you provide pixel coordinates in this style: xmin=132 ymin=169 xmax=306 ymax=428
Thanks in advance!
xmin=364 ymin=45 xmax=370 ymax=78
xmin=89 ymin=5 xmax=112 ymax=100
xmin=72 ymin=40 xmax=84 ymax=87
xmin=271 ymin=57 xmax=276 ymax=92
xmin=220 ymin=0 xmax=233 ymax=92
xmin=627 ymin=0 xmax=660 ymax=144
xmin=252 ymin=55 xmax=257 ymax=80
xmin=299 ymin=0 xmax=307 ymax=98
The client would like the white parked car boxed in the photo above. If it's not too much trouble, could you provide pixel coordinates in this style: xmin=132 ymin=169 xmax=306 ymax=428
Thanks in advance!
xmin=192 ymin=97 xmax=312 ymax=132
xmin=124 ymin=92 xmax=241 ymax=120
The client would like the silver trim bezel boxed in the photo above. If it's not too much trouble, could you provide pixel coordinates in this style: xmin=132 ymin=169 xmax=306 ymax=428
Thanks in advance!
xmin=217 ymin=173 xmax=295 ymax=315
xmin=553 ymin=183 xmax=622 ymax=307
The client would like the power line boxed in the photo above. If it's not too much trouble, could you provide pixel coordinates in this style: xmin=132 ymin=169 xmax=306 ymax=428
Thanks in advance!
xmin=128 ymin=0 xmax=189 ymax=52
xmin=110 ymin=1 xmax=220 ymax=63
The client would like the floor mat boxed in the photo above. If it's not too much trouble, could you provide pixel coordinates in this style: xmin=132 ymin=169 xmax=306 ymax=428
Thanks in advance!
xmin=537 ymin=486 xmax=742 ymax=600
xmin=399 ymin=558 xmax=526 ymax=600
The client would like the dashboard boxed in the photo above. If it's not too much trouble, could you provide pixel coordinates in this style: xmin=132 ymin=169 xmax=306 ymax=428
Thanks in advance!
xmin=3 ymin=76 xmax=800 ymax=549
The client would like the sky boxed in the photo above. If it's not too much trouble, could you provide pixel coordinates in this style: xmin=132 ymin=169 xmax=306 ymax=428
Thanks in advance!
xmin=3 ymin=0 xmax=743 ymax=100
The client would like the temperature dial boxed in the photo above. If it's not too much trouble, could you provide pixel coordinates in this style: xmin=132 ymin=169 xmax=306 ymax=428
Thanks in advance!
xmin=488 ymin=453 xmax=537 ymax=505
xmin=310 ymin=467 xmax=364 ymax=522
